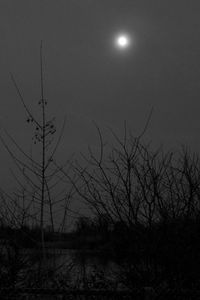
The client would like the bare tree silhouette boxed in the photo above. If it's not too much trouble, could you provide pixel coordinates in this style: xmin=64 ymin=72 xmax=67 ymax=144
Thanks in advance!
xmin=0 ymin=42 xmax=72 ymax=283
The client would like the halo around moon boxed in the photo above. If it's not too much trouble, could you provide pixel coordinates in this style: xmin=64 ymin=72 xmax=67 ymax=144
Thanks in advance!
xmin=114 ymin=33 xmax=131 ymax=50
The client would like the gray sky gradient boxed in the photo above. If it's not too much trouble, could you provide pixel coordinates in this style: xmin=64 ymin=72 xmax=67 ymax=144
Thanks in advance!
xmin=0 ymin=0 xmax=200 ymax=188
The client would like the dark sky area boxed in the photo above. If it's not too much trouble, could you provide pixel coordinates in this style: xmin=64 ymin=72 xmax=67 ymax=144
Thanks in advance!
xmin=0 ymin=0 xmax=200 ymax=189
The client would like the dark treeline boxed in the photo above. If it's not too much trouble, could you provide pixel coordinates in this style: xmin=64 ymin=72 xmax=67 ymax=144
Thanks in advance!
xmin=1 ymin=129 xmax=200 ymax=291
xmin=0 ymin=51 xmax=199 ymax=295
xmin=64 ymin=131 xmax=200 ymax=290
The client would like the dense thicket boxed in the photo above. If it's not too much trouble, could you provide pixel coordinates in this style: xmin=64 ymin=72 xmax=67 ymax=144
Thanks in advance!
xmin=70 ymin=131 xmax=200 ymax=289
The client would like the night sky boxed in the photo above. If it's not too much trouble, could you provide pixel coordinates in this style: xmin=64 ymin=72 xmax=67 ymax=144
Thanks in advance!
xmin=0 ymin=0 xmax=200 ymax=189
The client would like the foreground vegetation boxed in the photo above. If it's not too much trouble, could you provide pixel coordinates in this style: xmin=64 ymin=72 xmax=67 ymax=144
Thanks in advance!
xmin=0 ymin=48 xmax=200 ymax=295
xmin=1 ymin=136 xmax=200 ymax=293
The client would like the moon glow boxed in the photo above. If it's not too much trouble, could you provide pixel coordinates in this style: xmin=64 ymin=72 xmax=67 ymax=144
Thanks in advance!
xmin=115 ymin=34 xmax=131 ymax=49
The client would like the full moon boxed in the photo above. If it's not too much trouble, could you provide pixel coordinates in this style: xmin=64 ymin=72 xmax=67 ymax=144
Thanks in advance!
xmin=115 ymin=34 xmax=131 ymax=49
